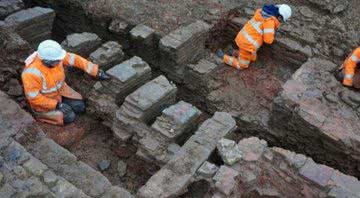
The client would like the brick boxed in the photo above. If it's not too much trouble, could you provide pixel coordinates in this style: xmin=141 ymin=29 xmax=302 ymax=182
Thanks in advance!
xmin=217 ymin=138 xmax=242 ymax=166
xmin=197 ymin=161 xmax=219 ymax=178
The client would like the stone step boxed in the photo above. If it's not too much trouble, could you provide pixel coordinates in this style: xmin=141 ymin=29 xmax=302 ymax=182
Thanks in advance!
xmin=137 ymin=101 xmax=201 ymax=164
xmin=4 ymin=6 xmax=55 ymax=45
xmin=138 ymin=112 xmax=236 ymax=198
xmin=159 ymin=20 xmax=212 ymax=83
xmin=112 ymin=75 xmax=177 ymax=141
xmin=61 ymin=32 xmax=102 ymax=57
xmin=19 ymin=128 xmax=133 ymax=198
xmin=1 ymin=139 xmax=89 ymax=198
xmin=88 ymin=56 xmax=152 ymax=126
xmin=89 ymin=41 xmax=125 ymax=71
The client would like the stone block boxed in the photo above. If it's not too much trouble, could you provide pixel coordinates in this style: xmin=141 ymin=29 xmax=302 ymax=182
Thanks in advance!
xmin=5 ymin=7 xmax=55 ymax=44
xmin=89 ymin=41 xmax=125 ymax=70
xmin=61 ymin=32 xmax=102 ymax=57
xmin=159 ymin=20 xmax=211 ymax=82
xmin=0 ymin=91 xmax=34 ymax=139
xmin=130 ymin=24 xmax=155 ymax=44
xmin=216 ymin=138 xmax=242 ymax=166
xmin=152 ymin=101 xmax=201 ymax=141
xmin=118 ymin=75 xmax=177 ymax=123
xmin=0 ymin=0 xmax=24 ymax=19
xmin=327 ymin=170 xmax=360 ymax=197
xmin=197 ymin=161 xmax=219 ymax=178
xmin=109 ymin=19 xmax=129 ymax=35
xmin=213 ymin=166 xmax=239 ymax=196
xmin=130 ymin=24 xmax=158 ymax=65
xmin=299 ymin=158 xmax=334 ymax=188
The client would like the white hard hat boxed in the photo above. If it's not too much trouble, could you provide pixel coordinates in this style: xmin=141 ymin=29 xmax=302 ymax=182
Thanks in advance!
xmin=37 ymin=40 xmax=66 ymax=61
xmin=277 ymin=4 xmax=292 ymax=22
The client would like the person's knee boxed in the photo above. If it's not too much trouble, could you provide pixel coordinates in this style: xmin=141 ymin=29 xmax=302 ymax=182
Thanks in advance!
xmin=63 ymin=110 xmax=76 ymax=124
xmin=72 ymin=100 xmax=86 ymax=114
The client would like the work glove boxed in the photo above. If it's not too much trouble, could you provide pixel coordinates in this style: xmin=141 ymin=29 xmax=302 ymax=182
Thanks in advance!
xmin=56 ymin=102 xmax=73 ymax=114
xmin=97 ymin=69 xmax=111 ymax=81
xmin=216 ymin=49 xmax=225 ymax=59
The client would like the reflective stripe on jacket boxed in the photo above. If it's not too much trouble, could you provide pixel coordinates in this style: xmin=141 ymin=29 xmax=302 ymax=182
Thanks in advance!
xmin=342 ymin=47 xmax=360 ymax=86
xmin=22 ymin=52 xmax=99 ymax=112
xmin=235 ymin=9 xmax=280 ymax=53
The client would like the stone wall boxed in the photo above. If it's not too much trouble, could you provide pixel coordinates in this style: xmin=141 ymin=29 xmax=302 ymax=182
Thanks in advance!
xmin=270 ymin=58 xmax=360 ymax=178
xmin=193 ymin=137 xmax=360 ymax=197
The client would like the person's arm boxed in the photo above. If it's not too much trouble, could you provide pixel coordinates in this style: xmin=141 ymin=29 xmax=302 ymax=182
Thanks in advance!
xmin=343 ymin=51 xmax=360 ymax=86
xmin=63 ymin=52 xmax=99 ymax=77
xmin=263 ymin=20 xmax=276 ymax=44
xmin=22 ymin=70 xmax=58 ymax=111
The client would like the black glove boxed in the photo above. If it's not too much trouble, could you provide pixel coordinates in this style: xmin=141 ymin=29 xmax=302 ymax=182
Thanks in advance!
xmin=56 ymin=102 xmax=73 ymax=114
xmin=97 ymin=69 xmax=111 ymax=81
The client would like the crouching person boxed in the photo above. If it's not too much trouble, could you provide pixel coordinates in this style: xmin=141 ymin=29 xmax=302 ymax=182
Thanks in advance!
xmin=337 ymin=47 xmax=360 ymax=88
xmin=22 ymin=40 xmax=111 ymax=125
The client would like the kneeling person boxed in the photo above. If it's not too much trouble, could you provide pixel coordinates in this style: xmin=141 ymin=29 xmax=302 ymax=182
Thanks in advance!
xmin=217 ymin=4 xmax=292 ymax=70
xmin=22 ymin=40 xmax=110 ymax=125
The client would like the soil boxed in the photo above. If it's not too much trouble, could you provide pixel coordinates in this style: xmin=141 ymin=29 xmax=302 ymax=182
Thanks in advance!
xmin=66 ymin=115 xmax=160 ymax=194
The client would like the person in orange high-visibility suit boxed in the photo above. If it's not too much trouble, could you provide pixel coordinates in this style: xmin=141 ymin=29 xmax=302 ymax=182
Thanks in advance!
xmin=22 ymin=40 xmax=111 ymax=125
xmin=337 ymin=47 xmax=360 ymax=88
xmin=216 ymin=4 xmax=292 ymax=70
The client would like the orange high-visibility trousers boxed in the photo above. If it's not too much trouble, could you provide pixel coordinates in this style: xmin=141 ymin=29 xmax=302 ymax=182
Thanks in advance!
xmin=223 ymin=48 xmax=257 ymax=70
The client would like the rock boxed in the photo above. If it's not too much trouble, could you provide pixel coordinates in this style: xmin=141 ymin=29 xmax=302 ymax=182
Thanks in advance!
xmin=101 ymin=186 xmax=134 ymax=198
xmin=307 ymin=0 xmax=349 ymax=14
xmin=89 ymin=41 xmax=125 ymax=70
xmin=213 ymin=166 xmax=239 ymax=196
xmin=61 ymin=32 xmax=102 ymax=57
xmin=109 ymin=19 xmax=129 ymax=35
xmin=5 ymin=78 xmax=22 ymax=97
xmin=51 ymin=177 xmax=87 ymax=198
xmin=13 ymin=166 xmax=28 ymax=179
xmin=299 ymin=158 xmax=334 ymax=188
xmin=5 ymin=7 xmax=55 ymax=45
xmin=98 ymin=160 xmax=111 ymax=171
xmin=42 ymin=170 xmax=58 ymax=187
xmin=0 ymin=91 xmax=34 ymax=140
xmin=23 ymin=157 xmax=48 ymax=176
xmin=117 ymin=160 xmax=127 ymax=177
xmin=216 ymin=138 xmax=242 ymax=166
xmin=197 ymin=161 xmax=219 ymax=178
xmin=0 ymin=0 xmax=24 ymax=19
xmin=8 ymin=147 xmax=21 ymax=162
xmin=237 ymin=137 xmax=267 ymax=162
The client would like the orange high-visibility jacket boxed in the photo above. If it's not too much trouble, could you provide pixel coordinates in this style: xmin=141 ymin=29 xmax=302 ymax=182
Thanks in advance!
xmin=235 ymin=9 xmax=280 ymax=53
xmin=22 ymin=52 xmax=99 ymax=112
xmin=342 ymin=47 xmax=360 ymax=86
